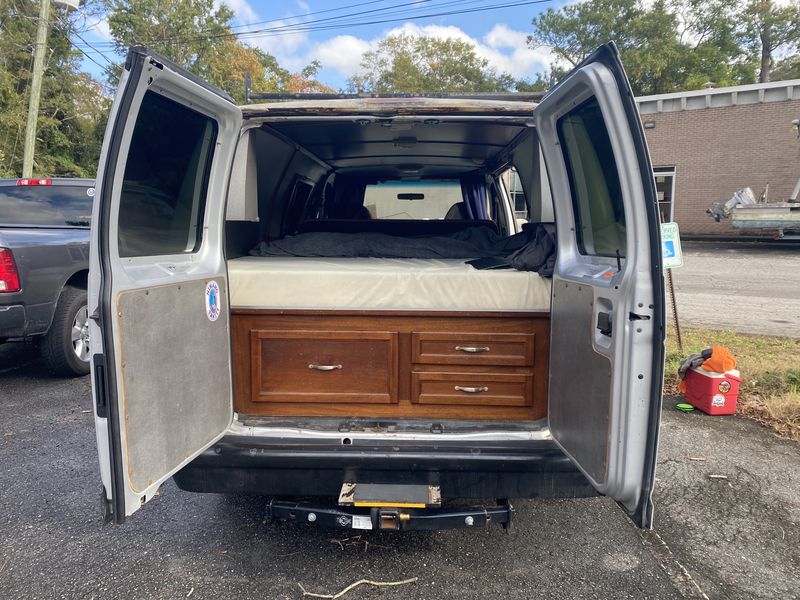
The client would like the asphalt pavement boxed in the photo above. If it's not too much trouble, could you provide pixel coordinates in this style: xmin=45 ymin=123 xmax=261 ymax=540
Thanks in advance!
xmin=671 ymin=241 xmax=800 ymax=338
xmin=1 ymin=342 xmax=798 ymax=600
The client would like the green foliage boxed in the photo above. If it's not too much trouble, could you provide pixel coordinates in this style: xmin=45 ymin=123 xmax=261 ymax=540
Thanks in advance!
xmin=0 ymin=1 xmax=109 ymax=178
xmin=348 ymin=34 xmax=515 ymax=93
xmin=527 ymin=0 xmax=768 ymax=95
xmin=772 ymin=54 xmax=800 ymax=80
xmin=103 ymin=0 xmax=332 ymax=101
xmin=741 ymin=0 xmax=800 ymax=82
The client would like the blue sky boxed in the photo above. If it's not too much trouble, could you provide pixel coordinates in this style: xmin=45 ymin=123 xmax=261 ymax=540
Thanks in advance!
xmin=76 ymin=0 xmax=558 ymax=89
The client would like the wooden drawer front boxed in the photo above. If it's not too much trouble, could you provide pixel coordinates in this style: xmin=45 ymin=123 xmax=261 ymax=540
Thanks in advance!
xmin=412 ymin=332 xmax=534 ymax=367
xmin=412 ymin=371 xmax=532 ymax=407
xmin=251 ymin=330 xmax=398 ymax=404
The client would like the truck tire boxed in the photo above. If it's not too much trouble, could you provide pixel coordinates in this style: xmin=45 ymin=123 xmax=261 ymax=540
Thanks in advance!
xmin=40 ymin=285 xmax=91 ymax=377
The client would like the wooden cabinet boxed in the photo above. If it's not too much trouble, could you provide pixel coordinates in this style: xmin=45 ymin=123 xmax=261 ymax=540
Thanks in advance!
xmin=250 ymin=330 xmax=398 ymax=404
xmin=232 ymin=310 xmax=550 ymax=421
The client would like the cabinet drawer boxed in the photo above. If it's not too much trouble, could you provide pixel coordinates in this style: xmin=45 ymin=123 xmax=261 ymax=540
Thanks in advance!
xmin=412 ymin=332 xmax=534 ymax=367
xmin=412 ymin=371 xmax=533 ymax=407
xmin=251 ymin=330 xmax=398 ymax=404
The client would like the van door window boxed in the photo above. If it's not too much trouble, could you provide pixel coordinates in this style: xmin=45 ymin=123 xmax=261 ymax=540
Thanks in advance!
xmin=557 ymin=97 xmax=626 ymax=257
xmin=118 ymin=91 xmax=218 ymax=257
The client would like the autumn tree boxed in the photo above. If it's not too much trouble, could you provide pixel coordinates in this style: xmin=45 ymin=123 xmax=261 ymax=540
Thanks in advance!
xmin=103 ymin=0 xmax=332 ymax=100
xmin=348 ymin=34 xmax=514 ymax=93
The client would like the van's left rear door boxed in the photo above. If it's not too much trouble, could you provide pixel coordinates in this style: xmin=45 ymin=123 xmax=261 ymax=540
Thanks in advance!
xmin=89 ymin=47 xmax=241 ymax=523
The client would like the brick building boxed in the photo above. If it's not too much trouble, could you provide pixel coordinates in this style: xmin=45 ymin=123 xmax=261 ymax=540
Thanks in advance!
xmin=636 ymin=80 xmax=800 ymax=236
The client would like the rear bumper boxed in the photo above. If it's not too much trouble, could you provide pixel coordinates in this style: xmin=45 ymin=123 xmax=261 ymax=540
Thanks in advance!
xmin=0 ymin=304 xmax=27 ymax=338
xmin=173 ymin=434 xmax=598 ymax=500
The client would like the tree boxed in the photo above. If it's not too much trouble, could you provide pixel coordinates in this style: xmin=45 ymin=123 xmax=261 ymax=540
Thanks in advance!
xmin=527 ymin=0 xmax=754 ymax=95
xmin=741 ymin=0 xmax=800 ymax=82
xmin=348 ymin=34 xmax=515 ymax=93
xmin=103 ymin=0 xmax=332 ymax=100
xmin=772 ymin=54 xmax=800 ymax=80
xmin=0 ymin=1 xmax=109 ymax=177
xmin=105 ymin=0 xmax=234 ymax=81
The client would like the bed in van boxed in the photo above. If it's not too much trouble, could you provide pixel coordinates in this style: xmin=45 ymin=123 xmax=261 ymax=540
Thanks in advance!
xmin=89 ymin=43 xmax=665 ymax=531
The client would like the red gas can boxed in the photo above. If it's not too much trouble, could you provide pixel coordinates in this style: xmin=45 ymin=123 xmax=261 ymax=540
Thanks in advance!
xmin=683 ymin=367 xmax=741 ymax=415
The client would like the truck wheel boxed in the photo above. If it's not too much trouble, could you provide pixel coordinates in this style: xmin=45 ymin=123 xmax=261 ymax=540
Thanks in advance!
xmin=41 ymin=285 xmax=91 ymax=377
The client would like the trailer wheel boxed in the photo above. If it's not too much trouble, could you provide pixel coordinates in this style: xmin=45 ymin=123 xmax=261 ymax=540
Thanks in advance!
xmin=41 ymin=285 xmax=91 ymax=377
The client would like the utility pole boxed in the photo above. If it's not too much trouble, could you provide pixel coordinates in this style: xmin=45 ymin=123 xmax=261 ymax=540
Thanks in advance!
xmin=22 ymin=0 xmax=52 ymax=178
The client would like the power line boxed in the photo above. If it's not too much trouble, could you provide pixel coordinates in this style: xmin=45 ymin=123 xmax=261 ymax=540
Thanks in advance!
xmin=75 ymin=0 xmax=551 ymax=51
xmin=75 ymin=0 xmax=445 ymax=49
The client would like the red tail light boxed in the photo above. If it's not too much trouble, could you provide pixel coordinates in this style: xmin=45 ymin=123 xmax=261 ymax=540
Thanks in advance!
xmin=0 ymin=248 xmax=21 ymax=293
xmin=16 ymin=178 xmax=52 ymax=186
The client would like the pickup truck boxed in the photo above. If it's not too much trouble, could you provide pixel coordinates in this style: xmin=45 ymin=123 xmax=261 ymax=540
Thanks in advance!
xmin=0 ymin=178 xmax=94 ymax=376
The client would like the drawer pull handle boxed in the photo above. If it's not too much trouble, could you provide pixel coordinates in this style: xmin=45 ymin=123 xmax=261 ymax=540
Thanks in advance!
xmin=455 ymin=346 xmax=490 ymax=353
xmin=454 ymin=386 xmax=489 ymax=394
xmin=308 ymin=364 xmax=342 ymax=371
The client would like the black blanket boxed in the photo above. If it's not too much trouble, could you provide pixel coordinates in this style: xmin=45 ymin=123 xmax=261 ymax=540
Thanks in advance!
xmin=250 ymin=223 xmax=556 ymax=276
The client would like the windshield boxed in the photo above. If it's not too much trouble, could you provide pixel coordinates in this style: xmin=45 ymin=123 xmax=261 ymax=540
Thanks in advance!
xmin=0 ymin=185 xmax=94 ymax=227
xmin=363 ymin=181 xmax=462 ymax=220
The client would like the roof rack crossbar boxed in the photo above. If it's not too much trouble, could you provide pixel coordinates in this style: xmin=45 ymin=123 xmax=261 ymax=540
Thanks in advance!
xmin=244 ymin=89 xmax=543 ymax=104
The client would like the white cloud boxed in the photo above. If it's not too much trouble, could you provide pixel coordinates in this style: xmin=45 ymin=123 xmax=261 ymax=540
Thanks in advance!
xmin=312 ymin=35 xmax=372 ymax=78
xmin=304 ymin=23 xmax=553 ymax=82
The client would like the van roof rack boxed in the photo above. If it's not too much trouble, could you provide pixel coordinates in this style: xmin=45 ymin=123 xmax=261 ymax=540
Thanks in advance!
xmin=243 ymin=76 xmax=544 ymax=104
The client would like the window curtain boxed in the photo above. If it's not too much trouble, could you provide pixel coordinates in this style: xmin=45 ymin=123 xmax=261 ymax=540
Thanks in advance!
xmin=328 ymin=175 xmax=368 ymax=219
xmin=460 ymin=172 xmax=489 ymax=220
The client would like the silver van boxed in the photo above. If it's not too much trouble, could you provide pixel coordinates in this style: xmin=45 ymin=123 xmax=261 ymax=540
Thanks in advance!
xmin=89 ymin=42 xmax=665 ymax=531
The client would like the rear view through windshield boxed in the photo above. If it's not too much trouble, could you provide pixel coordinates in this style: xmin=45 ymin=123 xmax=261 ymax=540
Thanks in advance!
xmin=0 ymin=185 xmax=94 ymax=227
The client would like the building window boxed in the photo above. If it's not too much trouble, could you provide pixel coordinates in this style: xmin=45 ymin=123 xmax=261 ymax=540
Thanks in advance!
xmin=654 ymin=167 xmax=676 ymax=223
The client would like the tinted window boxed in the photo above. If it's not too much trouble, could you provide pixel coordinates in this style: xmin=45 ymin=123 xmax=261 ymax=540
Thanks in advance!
xmin=557 ymin=97 xmax=626 ymax=257
xmin=0 ymin=185 xmax=94 ymax=227
xmin=363 ymin=181 xmax=462 ymax=220
xmin=118 ymin=91 xmax=217 ymax=258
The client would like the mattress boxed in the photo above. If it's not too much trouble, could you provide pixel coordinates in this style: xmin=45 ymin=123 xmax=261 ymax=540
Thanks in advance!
xmin=227 ymin=257 xmax=551 ymax=311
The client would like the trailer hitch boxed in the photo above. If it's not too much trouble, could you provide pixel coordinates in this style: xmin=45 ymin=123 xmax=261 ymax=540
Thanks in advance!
xmin=265 ymin=498 xmax=514 ymax=532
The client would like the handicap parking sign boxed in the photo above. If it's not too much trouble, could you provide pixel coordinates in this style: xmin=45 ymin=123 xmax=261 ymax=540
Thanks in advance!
xmin=661 ymin=222 xmax=683 ymax=269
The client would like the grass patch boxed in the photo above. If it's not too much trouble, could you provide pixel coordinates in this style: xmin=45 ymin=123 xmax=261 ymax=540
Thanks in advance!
xmin=665 ymin=328 xmax=800 ymax=441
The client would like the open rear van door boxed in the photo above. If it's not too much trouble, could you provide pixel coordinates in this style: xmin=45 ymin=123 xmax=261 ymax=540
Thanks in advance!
xmin=535 ymin=43 xmax=665 ymax=528
xmin=89 ymin=48 xmax=241 ymax=522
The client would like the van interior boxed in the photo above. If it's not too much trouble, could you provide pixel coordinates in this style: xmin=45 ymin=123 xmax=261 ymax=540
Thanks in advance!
xmin=220 ymin=101 xmax=555 ymax=423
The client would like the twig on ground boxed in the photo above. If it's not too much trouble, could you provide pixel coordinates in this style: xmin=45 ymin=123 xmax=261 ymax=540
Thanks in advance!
xmin=298 ymin=577 xmax=418 ymax=599
xmin=686 ymin=456 xmax=707 ymax=462
xmin=186 ymin=588 xmax=194 ymax=598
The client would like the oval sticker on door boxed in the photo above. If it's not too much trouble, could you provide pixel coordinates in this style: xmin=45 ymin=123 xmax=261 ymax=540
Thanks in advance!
xmin=205 ymin=280 xmax=221 ymax=322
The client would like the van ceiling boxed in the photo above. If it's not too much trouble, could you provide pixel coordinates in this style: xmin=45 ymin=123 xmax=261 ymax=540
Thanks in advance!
xmin=264 ymin=119 xmax=534 ymax=179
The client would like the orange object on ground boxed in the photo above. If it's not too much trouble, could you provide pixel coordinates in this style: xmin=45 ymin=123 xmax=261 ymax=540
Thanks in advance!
xmin=677 ymin=345 xmax=737 ymax=393
xmin=699 ymin=345 xmax=737 ymax=374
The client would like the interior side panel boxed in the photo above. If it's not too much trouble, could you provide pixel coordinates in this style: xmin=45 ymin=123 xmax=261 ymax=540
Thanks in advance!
xmin=117 ymin=279 xmax=231 ymax=493
xmin=548 ymin=279 xmax=610 ymax=483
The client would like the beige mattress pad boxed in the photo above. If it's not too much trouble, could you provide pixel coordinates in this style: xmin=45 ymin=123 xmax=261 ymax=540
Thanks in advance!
xmin=227 ymin=257 xmax=551 ymax=311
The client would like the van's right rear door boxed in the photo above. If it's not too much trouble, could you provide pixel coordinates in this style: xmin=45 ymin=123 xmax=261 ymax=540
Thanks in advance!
xmin=535 ymin=43 xmax=666 ymax=528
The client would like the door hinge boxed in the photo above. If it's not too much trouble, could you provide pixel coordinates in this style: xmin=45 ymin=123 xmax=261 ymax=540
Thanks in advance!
xmin=597 ymin=312 xmax=613 ymax=337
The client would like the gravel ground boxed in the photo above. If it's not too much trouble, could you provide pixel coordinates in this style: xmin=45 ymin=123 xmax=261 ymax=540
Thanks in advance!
xmin=1 ymin=342 xmax=799 ymax=600
xmin=670 ymin=241 xmax=800 ymax=338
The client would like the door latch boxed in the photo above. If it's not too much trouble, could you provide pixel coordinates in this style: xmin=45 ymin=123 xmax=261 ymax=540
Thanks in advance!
xmin=597 ymin=312 xmax=613 ymax=337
